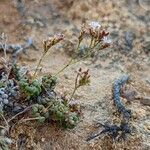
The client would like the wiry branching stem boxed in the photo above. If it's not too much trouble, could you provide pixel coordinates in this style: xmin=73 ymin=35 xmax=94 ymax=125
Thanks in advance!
xmin=33 ymin=53 xmax=45 ymax=78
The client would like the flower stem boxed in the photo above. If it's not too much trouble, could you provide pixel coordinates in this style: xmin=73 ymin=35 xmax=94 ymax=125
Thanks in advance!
xmin=33 ymin=53 xmax=45 ymax=78
xmin=52 ymin=38 xmax=98 ymax=78
xmin=53 ymin=58 xmax=74 ymax=77
xmin=89 ymin=37 xmax=94 ymax=48
xmin=70 ymin=73 xmax=80 ymax=100
xmin=21 ymin=117 xmax=45 ymax=122
xmin=70 ymin=86 xmax=78 ymax=100
xmin=54 ymin=42 xmax=81 ymax=77
xmin=76 ymin=41 xmax=80 ymax=53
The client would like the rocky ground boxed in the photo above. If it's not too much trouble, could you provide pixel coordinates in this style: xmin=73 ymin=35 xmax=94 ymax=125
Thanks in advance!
xmin=0 ymin=0 xmax=150 ymax=149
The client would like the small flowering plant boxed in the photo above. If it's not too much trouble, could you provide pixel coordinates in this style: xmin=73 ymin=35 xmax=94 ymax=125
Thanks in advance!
xmin=0 ymin=21 xmax=112 ymax=149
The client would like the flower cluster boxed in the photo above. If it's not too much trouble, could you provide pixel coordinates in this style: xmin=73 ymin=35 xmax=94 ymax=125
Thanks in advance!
xmin=89 ymin=21 xmax=101 ymax=29
xmin=33 ymin=33 xmax=64 ymax=77
xmin=78 ymin=21 xmax=111 ymax=51
xmin=43 ymin=33 xmax=64 ymax=53
xmin=76 ymin=68 xmax=90 ymax=87
xmin=70 ymin=68 xmax=90 ymax=100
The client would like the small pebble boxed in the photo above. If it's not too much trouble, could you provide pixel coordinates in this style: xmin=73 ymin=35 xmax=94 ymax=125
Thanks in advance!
xmin=13 ymin=106 xmax=23 ymax=113
xmin=140 ymin=97 xmax=150 ymax=106
xmin=122 ymin=89 xmax=137 ymax=101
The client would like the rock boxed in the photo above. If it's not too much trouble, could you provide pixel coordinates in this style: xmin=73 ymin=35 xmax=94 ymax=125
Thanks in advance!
xmin=132 ymin=107 xmax=147 ymax=119
xmin=121 ymin=89 xmax=137 ymax=102
xmin=143 ymin=142 xmax=150 ymax=150
xmin=124 ymin=31 xmax=135 ymax=51
xmin=26 ymin=16 xmax=35 ymax=24
xmin=12 ymin=104 xmax=24 ymax=114
xmin=36 ymin=20 xmax=45 ymax=27
xmin=140 ymin=97 xmax=150 ymax=106
xmin=146 ymin=79 xmax=150 ymax=85
xmin=110 ymin=31 xmax=119 ymax=39
xmin=143 ymin=41 xmax=150 ymax=54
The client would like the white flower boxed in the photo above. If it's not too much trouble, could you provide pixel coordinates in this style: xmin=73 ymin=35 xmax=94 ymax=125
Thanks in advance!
xmin=89 ymin=21 xmax=101 ymax=30
xmin=102 ymin=36 xmax=112 ymax=44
